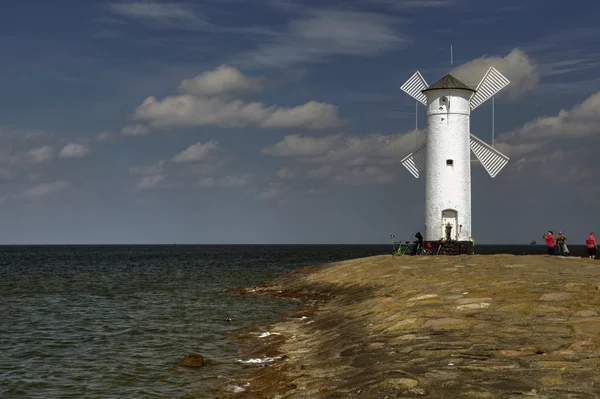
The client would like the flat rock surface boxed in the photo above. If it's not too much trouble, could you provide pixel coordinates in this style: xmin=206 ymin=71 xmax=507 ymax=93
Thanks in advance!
xmin=220 ymin=255 xmax=600 ymax=398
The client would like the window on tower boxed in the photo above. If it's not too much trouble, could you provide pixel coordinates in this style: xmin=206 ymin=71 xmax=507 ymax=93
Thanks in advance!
xmin=446 ymin=159 xmax=453 ymax=166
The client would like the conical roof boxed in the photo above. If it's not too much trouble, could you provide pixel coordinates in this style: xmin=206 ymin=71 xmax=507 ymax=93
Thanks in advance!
xmin=421 ymin=74 xmax=475 ymax=93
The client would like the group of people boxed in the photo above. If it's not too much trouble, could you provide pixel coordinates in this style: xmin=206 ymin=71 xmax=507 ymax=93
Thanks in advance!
xmin=544 ymin=231 xmax=597 ymax=259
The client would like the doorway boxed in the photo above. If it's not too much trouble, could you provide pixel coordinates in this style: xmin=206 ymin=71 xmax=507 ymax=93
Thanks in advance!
xmin=441 ymin=209 xmax=458 ymax=240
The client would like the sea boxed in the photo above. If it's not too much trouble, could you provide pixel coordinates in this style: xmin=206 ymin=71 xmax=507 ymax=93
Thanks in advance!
xmin=0 ymin=244 xmax=592 ymax=398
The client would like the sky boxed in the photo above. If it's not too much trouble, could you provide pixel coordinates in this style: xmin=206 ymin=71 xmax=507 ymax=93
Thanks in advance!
xmin=0 ymin=0 xmax=599 ymax=245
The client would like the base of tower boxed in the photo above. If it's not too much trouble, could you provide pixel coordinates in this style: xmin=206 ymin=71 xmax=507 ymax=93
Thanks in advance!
xmin=425 ymin=240 xmax=474 ymax=255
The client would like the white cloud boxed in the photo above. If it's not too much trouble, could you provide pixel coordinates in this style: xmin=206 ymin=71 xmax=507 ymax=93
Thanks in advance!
xmin=262 ymin=130 xmax=424 ymax=185
xmin=129 ymin=160 xmax=166 ymax=175
xmin=197 ymin=177 xmax=215 ymax=187
xmin=1 ymin=146 xmax=56 ymax=165
xmin=95 ymin=131 xmax=113 ymax=141
xmin=16 ymin=180 xmax=70 ymax=199
xmin=367 ymin=0 xmax=456 ymax=8
xmin=451 ymin=48 xmax=539 ymax=99
xmin=219 ymin=175 xmax=252 ymax=188
xmin=130 ymin=64 xmax=343 ymax=130
xmin=276 ymin=167 xmax=297 ymax=179
xmin=334 ymin=166 xmax=396 ymax=185
xmin=133 ymin=95 xmax=343 ymax=129
xmin=59 ymin=143 xmax=89 ymax=158
xmin=256 ymin=182 xmax=284 ymax=200
xmin=307 ymin=165 xmax=333 ymax=178
xmin=262 ymin=130 xmax=423 ymax=163
xmin=179 ymin=65 xmax=265 ymax=96
xmin=135 ymin=174 xmax=165 ymax=190
xmin=171 ymin=141 xmax=219 ymax=163
xmin=108 ymin=2 xmax=207 ymax=27
xmin=121 ymin=124 xmax=150 ymax=136
xmin=107 ymin=1 xmax=274 ymax=35
xmin=495 ymin=90 xmax=600 ymax=157
xmin=261 ymin=134 xmax=344 ymax=157
xmin=197 ymin=175 xmax=252 ymax=188
xmin=236 ymin=9 xmax=407 ymax=68
xmin=28 ymin=146 xmax=55 ymax=164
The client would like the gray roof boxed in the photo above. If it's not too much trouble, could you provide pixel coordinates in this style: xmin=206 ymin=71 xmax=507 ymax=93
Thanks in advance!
xmin=421 ymin=74 xmax=476 ymax=93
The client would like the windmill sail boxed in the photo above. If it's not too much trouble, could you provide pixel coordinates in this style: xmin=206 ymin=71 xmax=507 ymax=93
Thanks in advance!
xmin=400 ymin=71 xmax=428 ymax=106
xmin=470 ymin=134 xmax=509 ymax=178
xmin=401 ymin=144 xmax=426 ymax=178
xmin=470 ymin=67 xmax=510 ymax=111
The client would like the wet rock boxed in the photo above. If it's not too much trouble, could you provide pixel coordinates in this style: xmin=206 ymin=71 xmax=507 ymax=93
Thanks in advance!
xmin=178 ymin=354 xmax=205 ymax=368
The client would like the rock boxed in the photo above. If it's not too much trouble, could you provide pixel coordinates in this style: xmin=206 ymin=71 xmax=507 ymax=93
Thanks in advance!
xmin=407 ymin=294 xmax=438 ymax=301
xmin=538 ymin=292 xmax=572 ymax=301
xmin=567 ymin=340 xmax=595 ymax=351
xmin=405 ymin=387 xmax=426 ymax=395
xmin=178 ymin=354 xmax=205 ymax=368
xmin=539 ymin=375 xmax=565 ymax=386
xmin=564 ymin=282 xmax=584 ymax=288
xmin=574 ymin=310 xmax=598 ymax=317
xmin=387 ymin=318 xmax=418 ymax=331
xmin=456 ymin=302 xmax=491 ymax=310
xmin=423 ymin=318 xmax=470 ymax=330
xmin=385 ymin=378 xmax=418 ymax=389
xmin=456 ymin=297 xmax=492 ymax=304
xmin=499 ymin=346 xmax=539 ymax=357
xmin=574 ymin=320 xmax=600 ymax=334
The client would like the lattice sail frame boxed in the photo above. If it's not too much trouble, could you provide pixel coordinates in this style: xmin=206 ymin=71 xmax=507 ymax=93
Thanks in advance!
xmin=469 ymin=134 xmax=509 ymax=178
xmin=399 ymin=71 xmax=428 ymax=105
xmin=398 ymin=66 xmax=511 ymax=179
xmin=469 ymin=66 xmax=510 ymax=111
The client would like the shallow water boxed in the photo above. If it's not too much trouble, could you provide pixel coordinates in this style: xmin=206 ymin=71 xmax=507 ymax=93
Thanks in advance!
xmin=0 ymin=245 xmax=392 ymax=398
xmin=0 ymin=244 xmax=588 ymax=398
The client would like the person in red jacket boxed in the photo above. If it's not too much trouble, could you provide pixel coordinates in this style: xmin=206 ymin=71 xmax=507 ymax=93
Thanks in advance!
xmin=544 ymin=231 xmax=555 ymax=255
xmin=586 ymin=232 xmax=597 ymax=259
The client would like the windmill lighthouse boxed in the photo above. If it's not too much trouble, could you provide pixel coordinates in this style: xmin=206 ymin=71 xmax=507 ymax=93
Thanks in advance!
xmin=400 ymin=66 xmax=510 ymax=252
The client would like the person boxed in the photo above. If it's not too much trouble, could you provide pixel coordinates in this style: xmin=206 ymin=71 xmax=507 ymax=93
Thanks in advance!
xmin=586 ymin=232 xmax=597 ymax=260
xmin=544 ymin=231 xmax=555 ymax=255
xmin=556 ymin=232 xmax=567 ymax=255
xmin=415 ymin=232 xmax=424 ymax=251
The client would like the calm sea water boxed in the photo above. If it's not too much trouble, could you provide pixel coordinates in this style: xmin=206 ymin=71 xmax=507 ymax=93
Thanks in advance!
xmin=0 ymin=244 xmax=591 ymax=398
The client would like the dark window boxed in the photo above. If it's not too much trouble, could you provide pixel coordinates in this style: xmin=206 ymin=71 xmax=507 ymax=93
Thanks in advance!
xmin=446 ymin=159 xmax=453 ymax=166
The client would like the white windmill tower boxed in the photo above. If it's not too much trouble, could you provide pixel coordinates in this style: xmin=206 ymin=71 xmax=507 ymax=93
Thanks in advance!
xmin=399 ymin=66 xmax=510 ymax=249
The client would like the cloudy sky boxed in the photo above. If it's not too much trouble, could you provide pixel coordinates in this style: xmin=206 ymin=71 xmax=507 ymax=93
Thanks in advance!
xmin=1 ymin=0 xmax=599 ymax=244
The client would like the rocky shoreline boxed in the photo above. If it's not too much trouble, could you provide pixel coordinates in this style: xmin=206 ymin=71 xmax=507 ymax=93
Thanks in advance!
xmin=218 ymin=255 xmax=600 ymax=398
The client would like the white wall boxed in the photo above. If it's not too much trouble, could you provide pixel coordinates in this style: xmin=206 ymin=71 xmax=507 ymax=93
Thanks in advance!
xmin=424 ymin=89 xmax=472 ymax=241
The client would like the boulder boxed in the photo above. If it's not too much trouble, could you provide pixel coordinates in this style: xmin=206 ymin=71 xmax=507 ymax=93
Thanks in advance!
xmin=178 ymin=354 xmax=205 ymax=368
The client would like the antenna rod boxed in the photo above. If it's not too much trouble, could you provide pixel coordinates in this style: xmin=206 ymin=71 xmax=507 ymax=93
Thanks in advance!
xmin=450 ymin=45 xmax=453 ymax=66
xmin=492 ymin=96 xmax=495 ymax=147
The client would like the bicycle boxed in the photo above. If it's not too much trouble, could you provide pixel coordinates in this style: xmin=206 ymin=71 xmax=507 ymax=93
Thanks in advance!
xmin=436 ymin=241 xmax=448 ymax=255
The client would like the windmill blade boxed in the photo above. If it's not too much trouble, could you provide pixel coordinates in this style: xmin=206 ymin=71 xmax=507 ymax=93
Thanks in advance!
xmin=470 ymin=134 xmax=509 ymax=178
xmin=470 ymin=67 xmax=510 ymax=111
xmin=400 ymin=71 xmax=428 ymax=106
xmin=401 ymin=144 xmax=426 ymax=178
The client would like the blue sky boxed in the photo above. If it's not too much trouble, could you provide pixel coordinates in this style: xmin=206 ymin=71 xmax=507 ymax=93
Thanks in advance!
xmin=1 ymin=0 xmax=599 ymax=244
